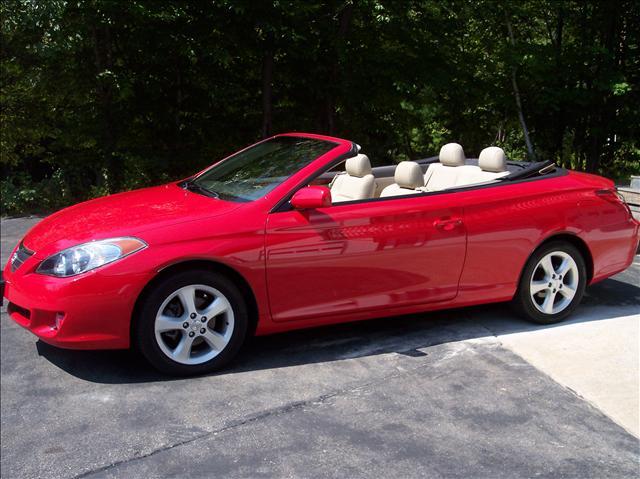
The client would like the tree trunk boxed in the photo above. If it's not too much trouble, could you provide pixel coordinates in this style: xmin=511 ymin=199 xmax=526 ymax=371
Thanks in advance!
xmin=325 ymin=3 xmax=353 ymax=135
xmin=92 ymin=22 xmax=119 ymax=190
xmin=505 ymin=14 xmax=535 ymax=161
xmin=261 ymin=47 xmax=274 ymax=138
xmin=585 ymin=1 xmax=621 ymax=173
xmin=551 ymin=6 xmax=566 ymax=167
xmin=175 ymin=68 xmax=183 ymax=144
xmin=170 ymin=67 xmax=184 ymax=176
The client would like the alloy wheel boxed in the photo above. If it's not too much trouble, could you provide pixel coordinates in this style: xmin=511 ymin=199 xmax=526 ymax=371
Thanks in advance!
xmin=154 ymin=284 xmax=234 ymax=365
xmin=529 ymin=251 xmax=579 ymax=315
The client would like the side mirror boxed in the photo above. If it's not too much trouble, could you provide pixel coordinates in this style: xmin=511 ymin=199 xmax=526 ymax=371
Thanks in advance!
xmin=290 ymin=186 xmax=332 ymax=210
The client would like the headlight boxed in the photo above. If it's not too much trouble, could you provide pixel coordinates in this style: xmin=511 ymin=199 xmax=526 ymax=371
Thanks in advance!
xmin=36 ymin=237 xmax=147 ymax=277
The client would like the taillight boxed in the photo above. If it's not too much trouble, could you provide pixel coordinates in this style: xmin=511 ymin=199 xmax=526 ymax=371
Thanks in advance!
xmin=596 ymin=188 xmax=632 ymax=216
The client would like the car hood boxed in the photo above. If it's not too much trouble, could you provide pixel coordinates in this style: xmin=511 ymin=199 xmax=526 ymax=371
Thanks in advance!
xmin=22 ymin=183 xmax=242 ymax=257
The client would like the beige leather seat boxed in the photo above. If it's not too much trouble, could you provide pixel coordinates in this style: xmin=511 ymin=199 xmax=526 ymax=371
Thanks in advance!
xmin=330 ymin=154 xmax=376 ymax=202
xmin=423 ymin=143 xmax=474 ymax=191
xmin=380 ymin=161 xmax=423 ymax=197
xmin=455 ymin=146 xmax=509 ymax=186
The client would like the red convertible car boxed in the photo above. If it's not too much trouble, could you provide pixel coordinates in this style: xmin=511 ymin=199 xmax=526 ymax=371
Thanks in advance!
xmin=2 ymin=133 xmax=638 ymax=375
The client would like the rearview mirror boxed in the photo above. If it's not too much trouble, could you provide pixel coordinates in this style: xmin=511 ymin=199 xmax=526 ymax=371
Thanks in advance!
xmin=290 ymin=186 xmax=332 ymax=210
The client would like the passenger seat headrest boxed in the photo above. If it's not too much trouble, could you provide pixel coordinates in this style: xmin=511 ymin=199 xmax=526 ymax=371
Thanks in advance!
xmin=345 ymin=154 xmax=372 ymax=178
xmin=479 ymin=146 xmax=507 ymax=172
xmin=439 ymin=143 xmax=466 ymax=167
xmin=394 ymin=161 xmax=423 ymax=189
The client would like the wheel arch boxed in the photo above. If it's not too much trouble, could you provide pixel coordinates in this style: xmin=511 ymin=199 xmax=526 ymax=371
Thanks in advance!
xmin=131 ymin=259 xmax=259 ymax=343
xmin=519 ymin=232 xmax=594 ymax=287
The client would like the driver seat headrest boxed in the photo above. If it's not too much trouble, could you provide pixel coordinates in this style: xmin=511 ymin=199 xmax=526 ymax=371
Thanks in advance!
xmin=345 ymin=154 xmax=372 ymax=178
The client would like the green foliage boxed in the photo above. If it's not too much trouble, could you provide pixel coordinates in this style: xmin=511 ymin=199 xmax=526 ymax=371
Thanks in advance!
xmin=1 ymin=0 xmax=639 ymax=215
xmin=1 ymin=169 xmax=69 ymax=216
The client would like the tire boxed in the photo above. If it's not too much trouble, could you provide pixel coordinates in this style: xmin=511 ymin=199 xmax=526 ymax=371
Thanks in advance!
xmin=134 ymin=270 xmax=248 ymax=376
xmin=513 ymin=241 xmax=587 ymax=324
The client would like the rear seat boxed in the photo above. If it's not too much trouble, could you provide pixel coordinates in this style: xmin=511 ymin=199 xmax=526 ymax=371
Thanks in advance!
xmin=422 ymin=143 xmax=478 ymax=191
xmin=421 ymin=143 xmax=509 ymax=191
xmin=454 ymin=146 xmax=509 ymax=187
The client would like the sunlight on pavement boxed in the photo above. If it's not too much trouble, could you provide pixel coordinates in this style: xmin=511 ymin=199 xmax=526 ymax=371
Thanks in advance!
xmin=488 ymin=306 xmax=639 ymax=437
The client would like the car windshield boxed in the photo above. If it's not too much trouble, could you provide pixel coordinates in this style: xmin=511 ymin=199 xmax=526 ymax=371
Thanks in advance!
xmin=190 ymin=137 xmax=338 ymax=201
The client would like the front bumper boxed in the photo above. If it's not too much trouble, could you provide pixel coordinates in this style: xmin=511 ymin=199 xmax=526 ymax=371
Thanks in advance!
xmin=3 ymin=261 xmax=149 ymax=350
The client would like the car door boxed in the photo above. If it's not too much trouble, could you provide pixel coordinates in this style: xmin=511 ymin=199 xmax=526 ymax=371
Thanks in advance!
xmin=264 ymin=194 xmax=467 ymax=322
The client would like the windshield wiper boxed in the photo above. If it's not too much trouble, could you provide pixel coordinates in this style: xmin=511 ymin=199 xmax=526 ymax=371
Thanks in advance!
xmin=181 ymin=179 xmax=219 ymax=198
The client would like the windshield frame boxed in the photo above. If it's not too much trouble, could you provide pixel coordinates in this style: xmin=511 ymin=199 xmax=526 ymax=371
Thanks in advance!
xmin=183 ymin=135 xmax=340 ymax=203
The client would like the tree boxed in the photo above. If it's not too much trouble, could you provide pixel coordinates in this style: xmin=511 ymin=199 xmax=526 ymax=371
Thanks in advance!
xmin=1 ymin=0 xmax=638 ymax=215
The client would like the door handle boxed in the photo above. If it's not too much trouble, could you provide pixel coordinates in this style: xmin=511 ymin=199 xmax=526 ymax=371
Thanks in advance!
xmin=434 ymin=218 xmax=463 ymax=231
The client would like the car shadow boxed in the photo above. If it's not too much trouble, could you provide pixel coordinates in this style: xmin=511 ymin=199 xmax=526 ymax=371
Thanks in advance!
xmin=35 ymin=277 xmax=640 ymax=384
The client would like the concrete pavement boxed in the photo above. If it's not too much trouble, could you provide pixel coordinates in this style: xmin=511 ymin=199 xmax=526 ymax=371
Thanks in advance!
xmin=1 ymin=216 xmax=638 ymax=478
xmin=487 ymin=308 xmax=639 ymax=437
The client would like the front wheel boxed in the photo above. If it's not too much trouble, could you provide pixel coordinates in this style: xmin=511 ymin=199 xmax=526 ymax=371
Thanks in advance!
xmin=514 ymin=241 xmax=587 ymax=324
xmin=134 ymin=270 xmax=248 ymax=375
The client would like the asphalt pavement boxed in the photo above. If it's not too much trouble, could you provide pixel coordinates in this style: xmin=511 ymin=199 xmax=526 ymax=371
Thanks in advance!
xmin=1 ymin=216 xmax=638 ymax=478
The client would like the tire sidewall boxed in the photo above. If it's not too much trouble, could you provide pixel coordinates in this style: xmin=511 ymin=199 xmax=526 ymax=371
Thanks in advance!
xmin=135 ymin=270 xmax=248 ymax=375
xmin=516 ymin=241 xmax=587 ymax=324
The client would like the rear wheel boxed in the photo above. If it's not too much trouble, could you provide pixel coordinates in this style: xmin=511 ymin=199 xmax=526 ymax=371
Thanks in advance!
xmin=514 ymin=241 xmax=587 ymax=324
xmin=135 ymin=270 xmax=248 ymax=375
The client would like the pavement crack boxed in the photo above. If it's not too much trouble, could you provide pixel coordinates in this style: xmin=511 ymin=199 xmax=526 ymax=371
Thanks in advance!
xmin=72 ymin=357 xmax=438 ymax=478
xmin=72 ymin=397 xmax=326 ymax=478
